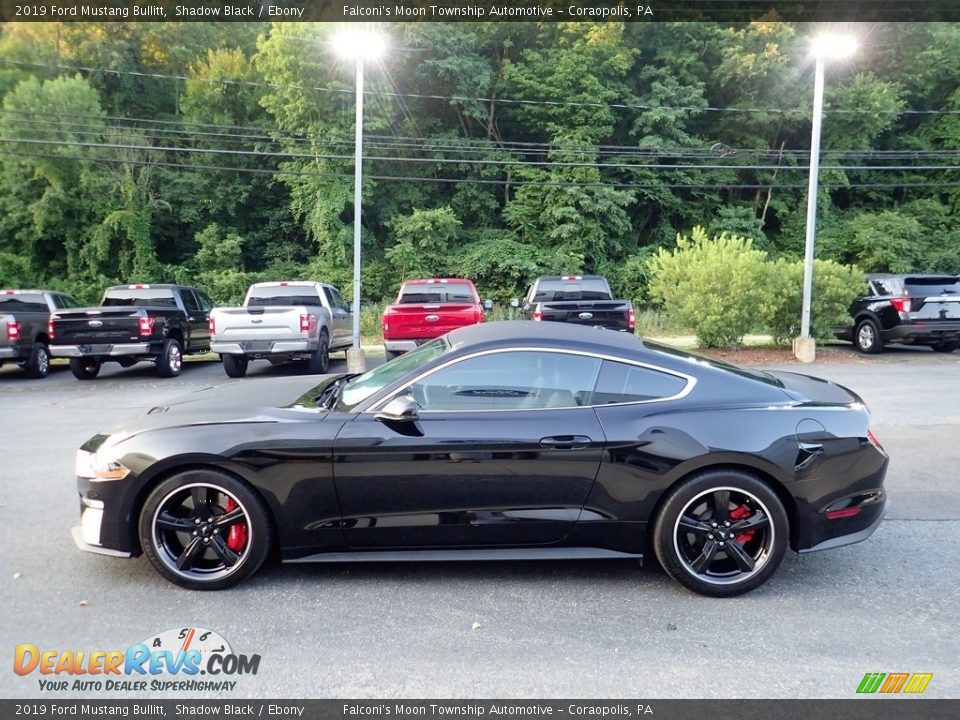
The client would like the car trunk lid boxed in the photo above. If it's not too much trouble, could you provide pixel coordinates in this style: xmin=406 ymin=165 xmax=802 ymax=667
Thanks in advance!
xmin=764 ymin=370 xmax=865 ymax=407
xmin=52 ymin=308 xmax=148 ymax=344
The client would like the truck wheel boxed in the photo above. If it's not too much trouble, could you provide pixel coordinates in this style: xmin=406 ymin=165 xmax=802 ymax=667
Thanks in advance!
xmin=308 ymin=332 xmax=330 ymax=374
xmin=23 ymin=342 xmax=51 ymax=379
xmin=157 ymin=339 xmax=183 ymax=378
xmin=384 ymin=348 xmax=401 ymax=361
xmin=70 ymin=358 xmax=101 ymax=380
xmin=854 ymin=319 xmax=883 ymax=354
xmin=222 ymin=354 xmax=249 ymax=378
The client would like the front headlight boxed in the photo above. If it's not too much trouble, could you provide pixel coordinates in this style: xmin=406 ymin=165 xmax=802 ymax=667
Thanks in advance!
xmin=75 ymin=449 xmax=130 ymax=481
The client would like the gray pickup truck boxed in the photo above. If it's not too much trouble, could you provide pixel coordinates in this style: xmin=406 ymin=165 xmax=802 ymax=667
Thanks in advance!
xmin=209 ymin=281 xmax=353 ymax=377
xmin=0 ymin=289 xmax=81 ymax=378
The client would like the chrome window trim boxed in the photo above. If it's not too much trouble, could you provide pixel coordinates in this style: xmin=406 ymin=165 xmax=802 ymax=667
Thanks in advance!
xmin=363 ymin=346 xmax=697 ymax=414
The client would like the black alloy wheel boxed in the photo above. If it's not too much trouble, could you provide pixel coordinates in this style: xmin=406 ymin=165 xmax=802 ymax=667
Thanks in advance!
xmin=23 ymin=342 xmax=50 ymax=378
xmin=854 ymin=319 xmax=883 ymax=354
xmin=69 ymin=357 xmax=101 ymax=380
xmin=222 ymin=354 xmax=249 ymax=378
xmin=157 ymin=339 xmax=183 ymax=378
xmin=139 ymin=470 xmax=271 ymax=590
xmin=653 ymin=470 xmax=788 ymax=597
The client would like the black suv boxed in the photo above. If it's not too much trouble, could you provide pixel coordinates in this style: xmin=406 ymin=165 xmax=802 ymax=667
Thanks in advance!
xmin=837 ymin=274 xmax=960 ymax=354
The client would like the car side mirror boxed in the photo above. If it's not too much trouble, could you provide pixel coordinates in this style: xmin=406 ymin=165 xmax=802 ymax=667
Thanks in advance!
xmin=375 ymin=394 xmax=419 ymax=423
xmin=510 ymin=298 xmax=520 ymax=308
xmin=483 ymin=299 xmax=494 ymax=311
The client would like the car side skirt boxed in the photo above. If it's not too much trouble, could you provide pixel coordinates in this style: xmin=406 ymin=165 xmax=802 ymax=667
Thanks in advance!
xmin=285 ymin=546 xmax=643 ymax=564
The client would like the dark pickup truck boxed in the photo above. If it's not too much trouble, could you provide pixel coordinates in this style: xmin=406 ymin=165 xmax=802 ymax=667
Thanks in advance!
xmin=0 ymin=289 xmax=81 ymax=378
xmin=50 ymin=284 xmax=215 ymax=379
xmin=512 ymin=275 xmax=635 ymax=332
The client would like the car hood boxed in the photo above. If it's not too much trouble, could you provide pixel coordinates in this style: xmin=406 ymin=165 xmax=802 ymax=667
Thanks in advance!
xmin=89 ymin=374 xmax=342 ymax=447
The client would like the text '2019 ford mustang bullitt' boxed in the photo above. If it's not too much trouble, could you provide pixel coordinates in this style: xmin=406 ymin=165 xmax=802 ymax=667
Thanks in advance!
xmin=72 ymin=322 xmax=888 ymax=597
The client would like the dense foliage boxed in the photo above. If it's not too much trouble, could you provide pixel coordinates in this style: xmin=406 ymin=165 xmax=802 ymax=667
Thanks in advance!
xmin=0 ymin=21 xmax=957 ymax=314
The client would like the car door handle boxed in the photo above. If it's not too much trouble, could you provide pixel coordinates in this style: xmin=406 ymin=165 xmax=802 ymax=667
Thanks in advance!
xmin=539 ymin=435 xmax=592 ymax=450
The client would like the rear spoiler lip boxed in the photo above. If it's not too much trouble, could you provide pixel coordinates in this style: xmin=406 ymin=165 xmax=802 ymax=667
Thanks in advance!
xmin=765 ymin=370 xmax=869 ymax=411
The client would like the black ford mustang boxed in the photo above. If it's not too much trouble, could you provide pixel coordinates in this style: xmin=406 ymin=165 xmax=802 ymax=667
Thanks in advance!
xmin=73 ymin=322 xmax=888 ymax=597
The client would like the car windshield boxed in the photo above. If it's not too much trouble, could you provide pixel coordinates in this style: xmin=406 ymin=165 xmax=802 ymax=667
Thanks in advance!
xmin=532 ymin=279 xmax=612 ymax=302
xmin=0 ymin=294 xmax=46 ymax=312
xmin=247 ymin=285 xmax=323 ymax=307
xmin=337 ymin=338 xmax=449 ymax=411
xmin=399 ymin=283 xmax=476 ymax=303
xmin=101 ymin=289 xmax=177 ymax=307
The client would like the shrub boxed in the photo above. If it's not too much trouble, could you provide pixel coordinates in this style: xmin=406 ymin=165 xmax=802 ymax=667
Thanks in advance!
xmin=767 ymin=259 xmax=866 ymax=345
xmin=646 ymin=226 xmax=775 ymax=348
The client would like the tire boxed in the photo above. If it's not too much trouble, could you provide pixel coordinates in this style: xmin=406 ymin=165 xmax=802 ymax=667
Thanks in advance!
xmin=23 ymin=342 xmax=50 ymax=379
xmin=652 ymin=469 xmax=789 ymax=598
xmin=222 ymin=354 xmax=249 ymax=378
xmin=853 ymin=319 xmax=883 ymax=354
xmin=139 ymin=469 xmax=272 ymax=591
xmin=384 ymin=348 xmax=402 ymax=361
xmin=932 ymin=342 xmax=958 ymax=353
xmin=308 ymin=331 xmax=330 ymax=374
xmin=156 ymin=339 xmax=183 ymax=378
xmin=69 ymin=357 xmax=101 ymax=380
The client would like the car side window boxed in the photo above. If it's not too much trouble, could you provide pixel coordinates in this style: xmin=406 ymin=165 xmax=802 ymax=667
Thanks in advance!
xmin=871 ymin=280 xmax=897 ymax=296
xmin=326 ymin=287 xmax=348 ymax=311
xmin=195 ymin=291 xmax=214 ymax=312
xmin=590 ymin=360 xmax=688 ymax=405
xmin=410 ymin=351 xmax=602 ymax=411
xmin=181 ymin=289 xmax=201 ymax=315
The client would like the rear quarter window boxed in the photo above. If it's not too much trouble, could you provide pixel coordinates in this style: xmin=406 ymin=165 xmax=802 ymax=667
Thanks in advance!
xmin=590 ymin=360 xmax=688 ymax=404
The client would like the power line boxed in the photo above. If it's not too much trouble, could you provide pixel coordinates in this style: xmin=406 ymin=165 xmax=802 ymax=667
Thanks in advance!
xmin=3 ymin=147 xmax=958 ymax=192
xmin=4 ymin=57 xmax=959 ymax=117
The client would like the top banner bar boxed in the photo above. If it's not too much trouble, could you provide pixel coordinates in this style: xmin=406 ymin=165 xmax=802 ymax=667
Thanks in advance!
xmin=2 ymin=0 xmax=959 ymax=23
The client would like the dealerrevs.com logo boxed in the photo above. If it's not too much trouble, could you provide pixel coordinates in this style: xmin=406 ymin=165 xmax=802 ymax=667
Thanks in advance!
xmin=857 ymin=672 xmax=934 ymax=695
xmin=13 ymin=627 xmax=260 ymax=693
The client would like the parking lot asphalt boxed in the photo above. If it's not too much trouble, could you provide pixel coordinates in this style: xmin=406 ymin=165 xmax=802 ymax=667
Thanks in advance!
xmin=1 ymin=346 xmax=958 ymax=699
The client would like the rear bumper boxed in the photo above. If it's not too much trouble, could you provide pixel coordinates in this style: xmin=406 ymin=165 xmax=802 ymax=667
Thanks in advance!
xmin=212 ymin=340 xmax=314 ymax=355
xmin=0 ymin=346 xmax=23 ymax=360
xmin=383 ymin=340 xmax=421 ymax=353
xmin=799 ymin=496 xmax=887 ymax=553
xmin=51 ymin=343 xmax=150 ymax=357
xmin=884 ymin=323 xmax=960 ymax=345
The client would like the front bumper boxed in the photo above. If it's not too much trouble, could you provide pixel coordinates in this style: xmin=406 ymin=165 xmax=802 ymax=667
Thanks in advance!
xmin=212 ymin=340 xmax=314 ymax=355
xmin=71 ymin=524 xmax=133 ymax=558
xmin=71 ymin=497 xmax=134 ymax=558
xmin=51 ymin=343 xmax=150 ymax=358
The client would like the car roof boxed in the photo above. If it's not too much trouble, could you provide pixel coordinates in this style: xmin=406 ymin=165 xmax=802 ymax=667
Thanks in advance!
xmin=446 ymin=320 xmax=643 ymax=354
xmin=0 ymin=289 xmax=58 ymax=295
xmin=867 ymin=273 xmax=958 ymax=280
xmin=402 ymin=278 xmax=475 ymax=285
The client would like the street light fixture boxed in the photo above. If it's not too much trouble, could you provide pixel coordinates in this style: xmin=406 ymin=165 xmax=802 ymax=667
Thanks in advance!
xmin=795 ymin=32 xmax=859 ymax=362
xmin=333 ymin=25 xmax=387 ymax=373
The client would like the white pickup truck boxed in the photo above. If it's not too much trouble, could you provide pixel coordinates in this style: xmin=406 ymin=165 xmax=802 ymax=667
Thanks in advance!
xmin=209 ymin=281 xmax=353 ymax=377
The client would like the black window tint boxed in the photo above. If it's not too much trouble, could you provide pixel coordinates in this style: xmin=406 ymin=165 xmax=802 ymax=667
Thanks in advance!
xmin=195 ymin=291 xmax=214 ymax=311
xmin=181 ymin=289 xmax=201 ymax=314
xmin=412 ymin=351 xmax=602 ymax=411
xmin=904 ymin=277 xmax=960 ymax=296
xmin=532 ymin=279 xmax=612 ymax=302
xmin=399 ymin=283 xmax=476 ymax=304
xmin=247 ymin=285 xmax=323 ymax=307
xmin=591 ymin=361 xmax=687 ymax=404
xmin=0 ymin=294 xmax=47 ymax=312
xmin=102 ymin=289 xmax=177 ymax=307
xmin=872 ymin=279 xmax=898 ymax=296
xmin=329 ymin=287 xmax=348 ymax=310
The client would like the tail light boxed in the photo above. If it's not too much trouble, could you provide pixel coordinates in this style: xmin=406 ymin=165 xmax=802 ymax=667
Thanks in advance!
xmin=627 ymin=308 xmax=636 ymax=332
xmin=300 ymin=313 xmax=311 ymax=333
xmin=867 ymin=429 xmax=885 ymax=452
xmin=208 ymin=316 xmax=216 ymax=335
xmin=890 ymin=297 xmax=911 ymax=314
xmin=138 ymin=316 xmax=154 ymax=337
xmin=47 ymin=319 xmax=55 ymax=340
xmin=533 ymin=309 xmax=543 ymax=322
xmin=6 ymin=320 xmax=20 ymax=341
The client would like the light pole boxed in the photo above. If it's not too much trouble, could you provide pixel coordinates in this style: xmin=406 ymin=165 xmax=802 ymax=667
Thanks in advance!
xmin=333 ymin=26 xmax=386 ymax=373
xmin=795 ymin=33 xmax=858 ymax=362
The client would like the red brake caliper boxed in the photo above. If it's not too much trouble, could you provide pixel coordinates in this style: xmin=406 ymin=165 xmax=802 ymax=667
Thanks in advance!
xmin=224 ymin=497 xmax=248 ymax=553
xmin=729 ymin=504 xmax=755 ymax=544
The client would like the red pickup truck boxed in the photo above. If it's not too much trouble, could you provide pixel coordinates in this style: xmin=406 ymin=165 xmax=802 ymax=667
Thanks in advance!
xmin=381 ymin=278 xmax=492 ymax=359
